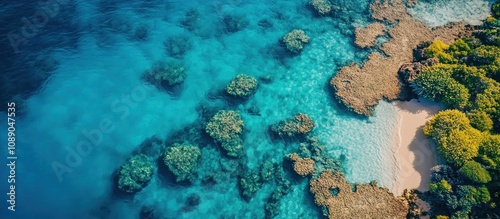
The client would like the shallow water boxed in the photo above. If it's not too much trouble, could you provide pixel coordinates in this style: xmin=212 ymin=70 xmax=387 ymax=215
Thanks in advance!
xmin=0 ymin=0 xmax=487 ymax=218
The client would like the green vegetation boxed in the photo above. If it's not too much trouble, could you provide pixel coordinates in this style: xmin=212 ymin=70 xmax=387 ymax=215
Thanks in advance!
xmin=163 ymin=144 xmax=201 ymax=182
xmin=416 ymin=6 xmax=500 ymax=217
xmin=459 ymin=161 xmax=492 ymax=184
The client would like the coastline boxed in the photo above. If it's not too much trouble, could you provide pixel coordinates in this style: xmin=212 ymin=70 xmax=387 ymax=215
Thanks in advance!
xmin=391 ymin=99 xmax=442 ymax=196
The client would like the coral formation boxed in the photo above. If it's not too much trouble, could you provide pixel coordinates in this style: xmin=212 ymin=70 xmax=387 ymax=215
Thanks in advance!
xmin=222 ymin=14 xmax=249 ymax=33
xmin=263 ymin=164 xmax=291 ymax=218
xmin=281 ymin=29 xmax=310 ymax=53
xmin=142 ymin=61 xmax=186 ymax=90
xmin=164 ymin=35 xmax=192 ymax=58
xmin=309 ymin=170 xmax=408 ymax=219
xmin=288 ymin=153 xmax=315 ymax=176
xmin=205 ymin=110 xmax=244 ymax=157
xmin=271 ymin=113 xmax=315 ymax=137
xmin=298 ymin=137 xmax=342 ymax=174
xmin=330 ymin=0 xmax=468 ymax=115
xmin=117 ymin=154 xmax=154 ymax=193
xmin=239 ymin=171 xmax=262 ymax=200
xmin=309 ymin=0 xmax=333 ymax=16
xmin=225 ymin=74 xmax=258 ymax=98
xmin=180 ymin=8 xmax=201 ymax=31
xmin=163 ymin=144 xmax=201 ymax=182
xmin=354 ymin=22 xmax=386 ymax=48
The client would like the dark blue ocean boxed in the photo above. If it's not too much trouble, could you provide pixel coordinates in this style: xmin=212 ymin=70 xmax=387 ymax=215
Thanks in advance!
xmin=0 ymin=0 xmax=493 ymax=218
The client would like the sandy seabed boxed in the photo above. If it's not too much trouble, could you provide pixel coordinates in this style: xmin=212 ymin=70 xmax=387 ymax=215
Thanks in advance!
xmin=391 ymin=99 xmax=443 ymax=196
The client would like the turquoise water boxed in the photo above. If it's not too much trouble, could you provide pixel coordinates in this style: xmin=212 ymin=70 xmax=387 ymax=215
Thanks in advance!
xmin=0 ymin=0 xmax=408 ymax=218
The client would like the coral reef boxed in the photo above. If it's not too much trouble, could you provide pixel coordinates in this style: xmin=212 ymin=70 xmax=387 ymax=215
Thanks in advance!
xmin=117 ymin=154 xmax=154 ymax=193
xmin=260 ymin=161 xmax=275 ymax=182
xmin=222 ymin=14 xmax=249 ymax=33
xmin=309 ymin=170 xmax=408 ymax=219
xmin=271 ymin=113 xmax=315 ymax=137
xmin=354 ymin=22 xmax=386 ymax=48
xmin=330 ymin=0 xmax=468 ymax=115
xmin=163 ymin=144 xmax=201 ymax=182
xmin=263 ymin=164 xmax=291 ymax=219
xmin=180 ymin=8 xmax=201 ymax=31
xmin=281 ymin=29 xmax=310 ymax=53
xmin=164 ymin=35 xmax=192 ymax=58
xmin=239 ymin=170 xmax=262 ymax=200
xmin=182 ymin=193 xmax=201 ymax=212
xmin=134 ymin=25 xmax=149 ymax=41
xmin=288 ymin=153 xmax=315 ymax=176
xmin=225 ymin=74 xmax=258 ymax=98
xmin=309 ymin=0 xmax=333 ymax=16
xmin=142 ymin=61 xmax=186 ymax=90
xmin=205 ymin=110 xmax=244 ymax=157
xmin=298 ymin=137 xmax=342 ymax=174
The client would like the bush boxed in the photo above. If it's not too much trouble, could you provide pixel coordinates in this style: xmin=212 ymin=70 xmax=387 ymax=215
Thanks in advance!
xmin=479 ymin=135 xmax=500 ymax=168
xmin=467 ymin=110 xmax=494 ymax=132
xmin=459 ymin=161 xmax=492 ymax=184
xmin=492 ymin=2 xmax=500 ymax=18
xmin=117 ymin=154 xmax=154 ymax=193
xmin=437 ymin=128 xmax=482 ymax=167
xmin=163 ymin=144 xmax=201 ymax=182
xmin=423 ymin=110 xmax=471 ymax=142
xmin=412 ymin=64 xmax=470 ymax=109
xmin=425 ymin=40 xmax=457 ymax=63
xmin=429 ymin=179 xmax=452 ymax=193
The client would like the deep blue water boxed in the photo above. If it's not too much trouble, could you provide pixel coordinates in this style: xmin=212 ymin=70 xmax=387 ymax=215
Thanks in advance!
xmin=0 ymin=0 xmax=466 ymax=218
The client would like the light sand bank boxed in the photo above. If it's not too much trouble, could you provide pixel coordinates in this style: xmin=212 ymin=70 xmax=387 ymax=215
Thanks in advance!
xmin=392 ymin=99 xmax=442 ymax=196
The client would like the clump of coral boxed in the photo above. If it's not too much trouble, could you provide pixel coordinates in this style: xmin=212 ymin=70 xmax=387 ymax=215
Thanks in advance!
xmin=163 ymin=144 xmax=201 ymax=182
xmin=309 ymin=170 xmax=408 ymax=218
xmin=281 ymin=29 xmax=310 ymax=53
xmin=117 ymin=154 xmax=154 ymax=193
xmin=142 ymin=61 xmax=186 ymax=90
xmin=289 ymin=153 xmax=315 ymax=176
xmin=205 ymin=110 xmax=244 ymax=157
xmin=222 ymin=14 xmax=249 ymax=33
xmin=179 ymin=8 xmax=201 ymax=31
xmin=239 ymin=170 xmax=262 ymax=200
xmin=310 ymin=0 xmax=333 ymax=16
xmin=225 ymin=74 xmax=258 ymax=98
xmin=271 ymin=113 xmax=315 ymax=137
xmin=164 ymin=35 xmax=192 ymax=58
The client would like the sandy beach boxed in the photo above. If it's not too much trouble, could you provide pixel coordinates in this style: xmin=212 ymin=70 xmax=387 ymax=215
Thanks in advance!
xmin=392 ymin=99 xmax=443 ymax=196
